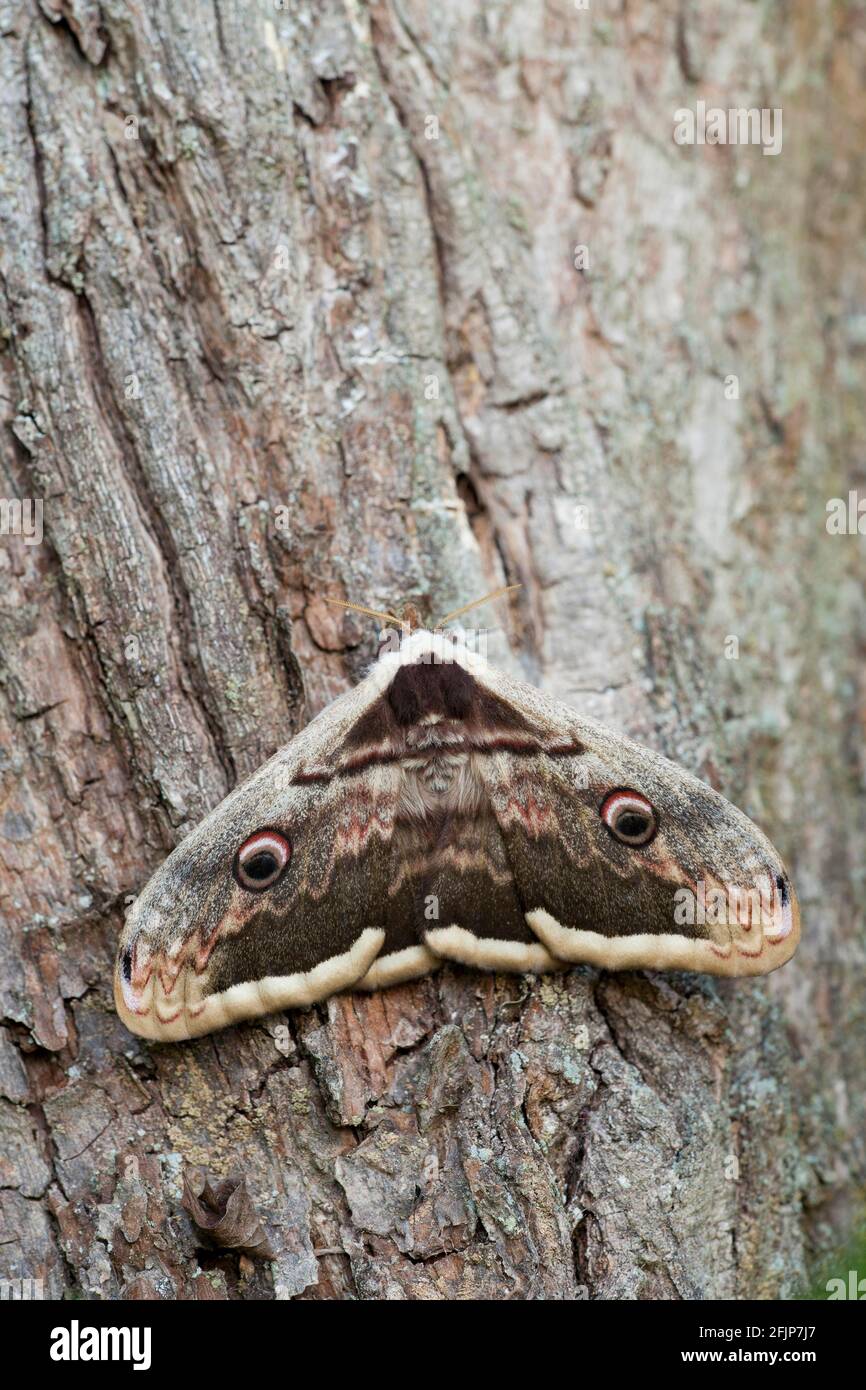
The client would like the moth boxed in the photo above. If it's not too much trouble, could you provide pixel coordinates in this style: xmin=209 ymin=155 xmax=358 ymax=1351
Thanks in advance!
xmin=115 ymin=592 xmax=800 ymax=1041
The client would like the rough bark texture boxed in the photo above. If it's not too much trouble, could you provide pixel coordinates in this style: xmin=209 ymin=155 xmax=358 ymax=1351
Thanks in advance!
xmin=1 ymin=0 xmax=864 ymax=1301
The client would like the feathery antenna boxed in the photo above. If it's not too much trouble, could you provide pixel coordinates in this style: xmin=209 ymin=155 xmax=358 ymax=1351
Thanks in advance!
xmin=323 ymin=597 xmax=407 ymax=629
xmin=436 ymin=583 xmax=521 ymax=628
xmin=324 ymin=583 xmax=521 ymax=633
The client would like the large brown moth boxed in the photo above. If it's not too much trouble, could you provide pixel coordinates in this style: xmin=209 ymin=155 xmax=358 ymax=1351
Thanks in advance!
xmin=115 ymin=592 xmax=800 ymax=1041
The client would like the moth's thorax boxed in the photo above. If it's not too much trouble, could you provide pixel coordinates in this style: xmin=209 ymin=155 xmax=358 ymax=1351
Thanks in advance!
xmin=364 ymin=630 xmax=488 ymax=813
xmin=375 ymin=625 xmax=479 ymax=668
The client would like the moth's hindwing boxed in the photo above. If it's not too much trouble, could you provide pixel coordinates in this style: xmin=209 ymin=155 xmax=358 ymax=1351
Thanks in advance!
xmin=115 ymin=630 xmax=799 ymax=1040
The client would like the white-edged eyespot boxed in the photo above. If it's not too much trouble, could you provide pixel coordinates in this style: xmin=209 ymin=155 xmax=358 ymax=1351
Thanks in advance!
xmin=599 ymin=789 xmax=658 ymax=847
xmin=233 ymin=829 xmax=292 ymax=891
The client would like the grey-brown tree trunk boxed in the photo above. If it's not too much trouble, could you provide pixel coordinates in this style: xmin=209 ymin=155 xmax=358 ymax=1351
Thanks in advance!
xmin=1 ymin=0 xmax=863 ymax=1300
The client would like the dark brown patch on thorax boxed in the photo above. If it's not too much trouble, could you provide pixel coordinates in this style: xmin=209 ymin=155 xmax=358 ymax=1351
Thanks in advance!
xmin=291 ymin=658 xmax=583 ymax=784
xmin=343 ymin=661 xmax=538 ymax=753
xmin=387 ymin=661 xmax=473 ymax=725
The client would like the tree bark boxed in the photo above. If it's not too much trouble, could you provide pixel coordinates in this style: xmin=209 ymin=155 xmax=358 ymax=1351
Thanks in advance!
xmin=1 ymin=0 xmax=863 ymax=1301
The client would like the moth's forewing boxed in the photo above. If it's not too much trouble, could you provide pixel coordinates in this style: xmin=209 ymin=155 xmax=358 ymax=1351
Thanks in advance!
xmin=468 ymin=659 xmax=800 ymax=977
